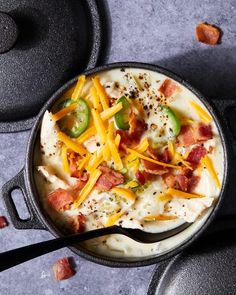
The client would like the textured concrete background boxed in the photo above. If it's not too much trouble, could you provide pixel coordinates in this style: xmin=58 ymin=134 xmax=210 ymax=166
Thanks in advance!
xmin=0 ymin=0 xmax=236 ymax=294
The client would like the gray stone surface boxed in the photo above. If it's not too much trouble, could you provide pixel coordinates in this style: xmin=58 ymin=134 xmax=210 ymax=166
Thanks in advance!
xmin=0 ymin=0 xmax=236 ymax=294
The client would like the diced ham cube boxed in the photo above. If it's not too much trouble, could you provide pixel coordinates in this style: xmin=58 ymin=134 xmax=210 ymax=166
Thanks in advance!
xmin=53 ymin=257 xmax=75 ymax=281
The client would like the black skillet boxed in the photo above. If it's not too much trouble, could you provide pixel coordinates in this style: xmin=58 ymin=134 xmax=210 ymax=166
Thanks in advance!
xmin=0 ymin=0 xmax=103 ymax=132
xmin=1 ymin=62 xmax=236 ymax=268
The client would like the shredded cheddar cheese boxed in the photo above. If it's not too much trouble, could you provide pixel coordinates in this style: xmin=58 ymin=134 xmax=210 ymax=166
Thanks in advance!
xmin=77 ymin=126 xmax=96 ymax=144
xmin=92 ymin=109 xmax=107 ymax=145
xmin=201 ymin=155 xmax=220 ymax=189
xmin=108 ymin=138 xmax=123 ymax=170
xmin=78 ymin=154 xmax=91 ymax=170
xmin=86 ymin=149 xmax=104 ymax=173
xmin=115 ymin=134 xmax=121 ymax=148
xmin=189 ymin=101 xmax=212 ymax=124
xmin=127 ymin=148 xmax=182 ymax=169
xmin=106 ymin=211 xmax=123 ymax=227
xmin=51 ymin=104 xmax=78 ymax=122
xmin=58 ymin=132 xmax=87 ymax=156
xmin=167 ymin=188 xmax=205 ymax=199
xmin=143 ymin=215 xmax=177 ymax=221
xmin=74 ymin=169 xmax=102 ymax=208
xmin=72 ymin=75 xmax=86 ymax=100
xmin=90 ymin=86 xmax=103 ymax=112
xmin=111 ymin=187 xmax=137 ymax=202
xmin=100 ymin=102 xmax=123 ymax=121
xmin=92 ymin=76 xmax=109 ymax=110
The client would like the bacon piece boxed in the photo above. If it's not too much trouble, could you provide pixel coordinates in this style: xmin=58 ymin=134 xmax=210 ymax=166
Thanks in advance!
xmin=70 ymin=214 xmax=86 ymax=233
xmin=195 ymin=123 xmax=213 ymax=142
xmin=48 ymin=188 xmax=74 ymax=211
xmin=129 ymin=111 xmax=147 ymax=142
xmin=71 ymin=172 xmax=88 ymax=194
xmin=187 ymin=146 xmax=208 ymax=166
xmin=177 ymin=125 xmax=196 ymax=146
xmin=95 ymin=166 xmax=124 ymax=191
xmin=160 ymin=148 xmax=170 ymax=163
xmin=53 ymin=257 xmax=75 ymax=281
xmin=195 ymin=23 xmax=221 ymax=45
xmin=141 ymin=159 xmax=168 ymax=175
xmin=177 ymin=123 xmax=213 ymax=147
xmin=159 ymin=79 xmax=181 ymax=98
xmin=68 ymin=154 xmax=80 ymax=178
xmin=116 ymin=130 xmax=131 ymax=152
xmin=163 ymin=174 xmax=189 ymax=191
xmin=188 ymin=176 xmax=200 ymax=193
xmin=146 ymin=146 xmax=158 ymax=160
xmin=0 ymin=216 xmax=8 ymax=229
xmin=135 ymin=170 xmax=146 ymax=185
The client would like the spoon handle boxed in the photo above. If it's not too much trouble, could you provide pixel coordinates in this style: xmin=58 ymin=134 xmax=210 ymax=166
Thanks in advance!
xmin=0 ymin=226 xmax=119 ymax=272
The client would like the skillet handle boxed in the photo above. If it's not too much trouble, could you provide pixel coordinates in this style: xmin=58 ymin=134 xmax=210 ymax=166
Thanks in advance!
xmin=1 ymin=169 xmax=46 ymax=230
xmin=211 ymin=98 xmax=236 ymax=155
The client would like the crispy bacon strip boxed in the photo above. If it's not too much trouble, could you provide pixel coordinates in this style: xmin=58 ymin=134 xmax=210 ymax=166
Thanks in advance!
xmin=53 ymin=257 xmax=75 ymax=281
xmin=48 ymin=188 xmax=74 ymax=211
xmin=177 ymin=123 xmax=213 ymax=147
xmin=159 ymin=79 xmax=181 ymax=98
xmin=95 ymin=166 xmax=124 ymax=191
xmin=129 ymin=111 xmax=147 ymax=142
xmin=186 ymin=146 xmax=208 ymax=166
xmin=195 ymin=23 xmax=221 ymax=45
xmin=141 ymin=159 xmax=168 ymax=175
xmin=70 ymin=214 xmax=86 ymax=233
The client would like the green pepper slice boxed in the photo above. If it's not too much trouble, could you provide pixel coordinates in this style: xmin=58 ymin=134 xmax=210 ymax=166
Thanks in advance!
xmin=58 ymin=98 xmax=90 ymax=138
xmin=114 ymin=96 xmax=130 ymax=130
xmin=161 ymin=105 xmax=181 ymax=136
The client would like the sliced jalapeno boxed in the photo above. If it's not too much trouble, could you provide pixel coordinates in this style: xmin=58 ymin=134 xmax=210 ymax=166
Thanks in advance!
xmin=114 ymin=96 xmax=130 ymax=130
xmin=58 ymin=98 xmax=90 ymax=138
xmin=161 ymin=105 xmax=181 ymax=136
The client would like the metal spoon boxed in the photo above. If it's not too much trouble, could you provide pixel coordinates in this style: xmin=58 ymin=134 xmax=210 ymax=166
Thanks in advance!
xmin=0 ymin=222 xmax=190 ymax=272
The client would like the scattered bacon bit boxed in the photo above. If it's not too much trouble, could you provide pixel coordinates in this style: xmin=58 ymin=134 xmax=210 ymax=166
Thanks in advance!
xmin=135 ymin=170 xmax=146 ymax=185
xmin=70 ymin=214 xmax=86 ymax=233
xmin=129 ymin=111 xmax=147 ymax=142
xmin=53 ymin=257 xmax=75 ymax=281
xmin=48 ymin=188 xmax=74 ymax=211
xmin=195 ymin=23 xmax=221 ymax=45
xmin=187 ymin=146 xmax=208 ymax=166
xmin=181 ymin=167 xmax=193 ymax=177
xmin=0 ymin=216 xmax=8 ymax=229
xmin=188 ymin=176 xmax=200 ymax=193
xmin=177 ymin=125 xmax=195 ymax=147
xmin=163 ymin=174 xmax=189 ymax=191
xmin=116 ymin=130 xmax=131 ymax=152
xmin=159 ymin=79 xmax=181 ymax=98
xmin=160 ymin=148 xmax=170 ymax=163
xmin=146 ymin=146 xmax=158 ymax=160
xmin=195 ymin=123 xmax=213 ymax=142
xmin=95 ymin=166 xmax=124 ymax=191
xmin=68 ymin=154 xmax=80 ymax=178
xmin=141 ymin=159 xmax=168 ymax=175
xmin=71 ymin=172 xmax=88 ymax=194
xmin=177 ymin=123 xmax=213 ymax=147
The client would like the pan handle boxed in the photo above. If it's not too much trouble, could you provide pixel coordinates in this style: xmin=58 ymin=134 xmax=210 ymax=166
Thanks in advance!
xmin=1 ymin=169 xmax=46 ymax=230
xmin=211 ymin=98 xmax=236 ymax=155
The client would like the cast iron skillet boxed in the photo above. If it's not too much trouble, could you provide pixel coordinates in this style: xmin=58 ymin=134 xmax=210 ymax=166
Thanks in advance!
xmin=1 ymin=62 xmax=235 ymax=267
